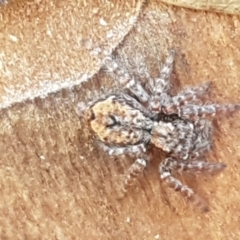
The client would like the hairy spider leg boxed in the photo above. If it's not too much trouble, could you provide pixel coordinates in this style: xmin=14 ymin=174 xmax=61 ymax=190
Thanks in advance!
xmin=100 ymin=142 xmax=147 ymax=156
xmin=162 ymin=82 xmax=212 ymax=115
xmin=104 ymin=56 xmax=150 ymax=106
xmin=100 ymin=142 xmax=149 ymax=196
xmin=179 ymin=104 xmax=240 ymax=121
xmin=189 ymin=120 xmax=213 ymax=159
xmin=124 ymin=77 xmax=150 ymax=107
xmin=121 ymin=157 xmax=149 ymax=195
xmin=159 ymin=157 xmax=209 ymax=212
xmin=149 ymin=50 xmax=175 ymax=114
xmin=175 ymin=160 xmax=226 ymax=174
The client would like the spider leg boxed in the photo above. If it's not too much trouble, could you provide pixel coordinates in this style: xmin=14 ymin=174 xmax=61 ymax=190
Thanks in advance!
xmin=190 ymin=119 xmax=213 ymax=159
xmin=159 ymin=157 xmax=209 ymax=211
xmin=124 ymin=77 xmax=150 ymax=106
xmin=180 ymin=104 xmax=240 ymax=121
xmin=126 ymin=50 xmax=175 ymax=110
xmin=100 ymin=142 xmax=149 ymax=197
xmin=104 ymin=56 xmax=150 ymax=106
xmin=121 ymin=157 xmax=149 ymax=196
xmin=162 ymin=82 xmax=212 ymax=115
xmin=154 ymin=49 xmax=175 ymax=95
xmin=149 ymin=50 xmax=175 ymax=114
xmin=175 ymin=160 xmax=226 ymax=175
xmin=100 ymin=142 xmax=146 ymax=156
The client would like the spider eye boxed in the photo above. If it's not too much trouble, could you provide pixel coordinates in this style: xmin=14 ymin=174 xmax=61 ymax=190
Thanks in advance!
xmin=106 ymin=114 xmax=118 ymax=127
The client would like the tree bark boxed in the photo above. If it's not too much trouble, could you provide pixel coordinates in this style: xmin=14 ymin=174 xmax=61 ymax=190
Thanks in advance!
xmin=0 ymin=0 xmax=240 ymax=239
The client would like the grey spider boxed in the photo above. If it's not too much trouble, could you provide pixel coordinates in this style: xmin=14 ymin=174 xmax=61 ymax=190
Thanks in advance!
xmin=77 ymin=50 xmax=239 ymax=211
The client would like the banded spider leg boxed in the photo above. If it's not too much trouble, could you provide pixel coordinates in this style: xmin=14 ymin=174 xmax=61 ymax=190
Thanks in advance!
xmin=159 ymin=157 xmax=226 ymax=211
xmin=100 ymin=142 xmax=149 ymax=197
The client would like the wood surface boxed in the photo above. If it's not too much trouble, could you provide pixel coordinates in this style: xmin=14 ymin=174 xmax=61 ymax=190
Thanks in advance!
xmin=162 ymin=0 xmax=240 ymax=15
xmin=0 ymin=0 xmax=240 ymax=239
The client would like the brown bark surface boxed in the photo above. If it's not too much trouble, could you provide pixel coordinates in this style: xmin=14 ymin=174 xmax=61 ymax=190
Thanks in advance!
xmin=0 ymin=0 xmax=240 ymax=239
xmin=161 ymin=0 xmax=240 ymax=15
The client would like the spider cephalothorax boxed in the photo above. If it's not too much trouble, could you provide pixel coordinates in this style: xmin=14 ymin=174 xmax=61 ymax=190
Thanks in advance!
xmin=77 ymin=50 xmax=239 ymax=211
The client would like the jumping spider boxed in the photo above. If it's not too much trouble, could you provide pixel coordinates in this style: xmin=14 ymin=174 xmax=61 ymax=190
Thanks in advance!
xmin=77 ymin=50 xmax=239 ymax=211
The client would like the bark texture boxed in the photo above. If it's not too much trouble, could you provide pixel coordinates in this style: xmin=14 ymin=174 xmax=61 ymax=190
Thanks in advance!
xmin=0 ymin=0 xmax=240 ymax=239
